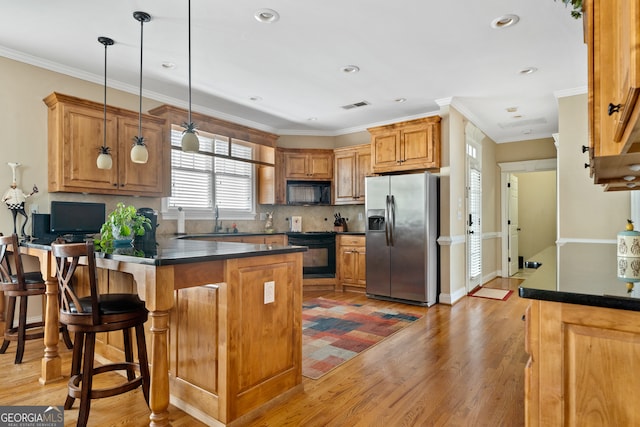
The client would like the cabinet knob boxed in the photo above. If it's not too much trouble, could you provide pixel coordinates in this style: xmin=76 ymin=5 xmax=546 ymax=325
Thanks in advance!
xmin=608 ymin=103 xmax=622 ymax=116
xmin=584 ymin=163 xmax=590 ymax=169
xmin=581 ymin=145 xmax=589 ymax=153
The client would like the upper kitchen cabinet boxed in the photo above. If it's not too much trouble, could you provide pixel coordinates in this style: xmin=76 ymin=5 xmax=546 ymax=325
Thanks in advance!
xmin=45 ymin=92 xmax=169 ymax=197
xmin=334 ymin=144 xmax=372 ymax=205
xmin=587 ymin=0 xmax=640 ymax=190
xmin=368 ymin=116 xmax=441 ymax=174
xmin=283 ymin=148 xmax=334 ymax=180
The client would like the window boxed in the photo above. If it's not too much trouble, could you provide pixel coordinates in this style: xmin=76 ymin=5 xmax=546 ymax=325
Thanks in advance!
xmin=164 ymin=125 xmax=256 ymax=220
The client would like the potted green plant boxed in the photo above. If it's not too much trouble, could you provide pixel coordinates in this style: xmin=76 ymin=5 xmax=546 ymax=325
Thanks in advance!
xmin=95 ymin=203 xmax=151 ymax=252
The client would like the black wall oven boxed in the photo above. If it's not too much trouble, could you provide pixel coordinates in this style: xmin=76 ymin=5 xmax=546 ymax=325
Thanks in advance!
xmin=287 ymin=232 xmax=336 ymax=278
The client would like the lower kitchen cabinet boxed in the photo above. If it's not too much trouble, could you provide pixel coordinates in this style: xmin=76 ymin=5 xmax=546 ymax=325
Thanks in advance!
xmin=524 ymin=299 xmax=640 ymax=426
xmin=337 ymin=235 xmax=366 ymax=292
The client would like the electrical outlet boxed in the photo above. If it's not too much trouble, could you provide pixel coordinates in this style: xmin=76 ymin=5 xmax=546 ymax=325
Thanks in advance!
xmin=30 ymin=204 xmax=38 ymax=214
xmin=264 ymin=281 xmax=275 ymax=304
xmin=358 ymin=212 xmax=363 ymax=221
xmin=259 ymin=212 xmax=267 ymax=220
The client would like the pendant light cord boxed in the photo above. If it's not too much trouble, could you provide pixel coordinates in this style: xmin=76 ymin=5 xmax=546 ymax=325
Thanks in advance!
xmin=138 ymin=17 xmax=144 ymax=138
xmin=187 ymin=0 xmax=192 ymax=125
xmin=103 ymin=41 xmax=108 ymax=149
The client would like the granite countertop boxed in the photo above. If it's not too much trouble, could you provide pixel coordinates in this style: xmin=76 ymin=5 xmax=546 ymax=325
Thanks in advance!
xmin=519 ymin=243 xmax=640 ymax=312
xmin=22 ymin=236 xmax=306 ymax=267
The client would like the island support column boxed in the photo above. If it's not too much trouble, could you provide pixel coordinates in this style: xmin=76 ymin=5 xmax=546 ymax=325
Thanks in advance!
xmin=145 ymin=266 xmax=174 ymax=427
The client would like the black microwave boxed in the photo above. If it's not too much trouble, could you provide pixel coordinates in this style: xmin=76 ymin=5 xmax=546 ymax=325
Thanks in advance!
xmin=286 ymin=180 xmax=331 ymax=205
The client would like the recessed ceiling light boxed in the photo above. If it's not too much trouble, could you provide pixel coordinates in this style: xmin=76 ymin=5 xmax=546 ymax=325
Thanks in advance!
xmin=519 ymin=67 xmax=538 ymax=75
xmin=340 ymin=65 xmax=360 ymax=74
xmin=506 ymin=106 xmax=518 ymax=113
xmin=630 ymin=164 xmax=640 ymax=172
xmin=394 ymin=98 xmax=407 ymax=103
xmin=628 ymin=182 xmax=638 ymax=188
xmin=307 ymin=117 xmax=318 ymax=121
xmin=513 ymin=114 xmax=523 ymax=119
xmin=624 ymin=175 xmax=636 ymax=181
xmin=161 ymin=62 xmax=176 ymax=69
xmin=255 ymin=8 xmax=280 ymax=23
xmin=491 ymin=14 xmax=520 ymax=29
xmin=249 ymin=96 xmax=262 ymax=102
xmin=522 ymin=129 xmax=532 ymax=134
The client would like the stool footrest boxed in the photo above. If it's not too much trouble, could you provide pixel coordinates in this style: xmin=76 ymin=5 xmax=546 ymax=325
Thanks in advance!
xmin=68 ymin=362 xmax=144 ymax=400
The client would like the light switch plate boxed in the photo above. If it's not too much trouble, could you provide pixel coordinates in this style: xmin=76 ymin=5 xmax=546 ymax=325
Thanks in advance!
xmin=264 ymin=281 xmax=275 ymax=304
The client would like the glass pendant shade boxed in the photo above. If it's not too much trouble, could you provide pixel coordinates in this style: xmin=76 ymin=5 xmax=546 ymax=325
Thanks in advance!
xmin=130 ymin=144 xmax=149 ymax=163
xmin=181 ymin=131 xmax=199 ymax=152
xmin=97 ymin=152 xmax=113 ymax=169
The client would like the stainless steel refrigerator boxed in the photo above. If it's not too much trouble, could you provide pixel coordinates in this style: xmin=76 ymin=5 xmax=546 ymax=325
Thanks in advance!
xmin=365 ymin=172 xmax=438 ymax=306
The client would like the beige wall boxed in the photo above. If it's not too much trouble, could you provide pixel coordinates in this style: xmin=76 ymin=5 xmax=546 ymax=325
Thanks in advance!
xmin=496 ymin=138 xmax=557 ymax=162
xmin=557 ymin=94 xmax=629 ymax=239
xmin=479 ymin=130 xmax=500 ymax=280
xmin=515 ymin=170 xmax=557 ymax=260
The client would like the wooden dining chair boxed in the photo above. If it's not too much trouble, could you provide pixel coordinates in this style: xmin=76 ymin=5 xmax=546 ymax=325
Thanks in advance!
xmin=51 ymin=240 xmax=150 ymax=427
xmin=0 ymin=233 xmax=46 ymax=364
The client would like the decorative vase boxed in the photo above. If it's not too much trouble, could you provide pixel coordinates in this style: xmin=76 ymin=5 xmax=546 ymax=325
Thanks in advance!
xmin=112 ymin=224 xmax=134 ymax=247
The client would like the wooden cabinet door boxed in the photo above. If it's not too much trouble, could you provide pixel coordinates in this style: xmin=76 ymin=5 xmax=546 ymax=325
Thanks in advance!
xmin=334 ymin=145 xmax=371 ymax=204
xmin=61 ymin=103 xmax=119 ymax=192
xmin=116 ymin=117 xmax=165 ymax=196
xmin=526 ymin=299 xmax=640 ymax=426
xmin=334 ymin=150 xmax=357 ymax=204
xmin=339 ymin=245 xmax=358 ymax=284
xmin=284 ymin=153 xmax=309 ymax=178
xmin=355 ymin=147 xmax=371 ymax=201
xmin=401 ymin=122 xmax=439 ymax=170
xmin=308 ymin=153 xmax=333 ymax=179
xmin=371 ymin=130 xmax=401 ymax=172
xmin=337 ymin=235 xmax=366 ymax=289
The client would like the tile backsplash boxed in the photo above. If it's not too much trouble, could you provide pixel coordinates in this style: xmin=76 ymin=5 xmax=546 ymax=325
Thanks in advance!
xmin=160 ymin=204 xmax=366 ymax=235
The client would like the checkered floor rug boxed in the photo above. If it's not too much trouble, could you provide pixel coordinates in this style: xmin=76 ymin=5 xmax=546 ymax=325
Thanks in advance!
xmin=302 ymin=297 xmax=423 ymax=379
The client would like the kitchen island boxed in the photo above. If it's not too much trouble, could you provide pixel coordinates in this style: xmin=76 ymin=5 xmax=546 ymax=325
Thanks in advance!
xmin=22 ymin=237 xmax=306 ymax=427
xmin=519 ymin=243 xmax=640 ymax=426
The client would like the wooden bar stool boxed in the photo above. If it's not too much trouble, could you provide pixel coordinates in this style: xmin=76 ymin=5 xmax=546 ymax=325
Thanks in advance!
xmin=51 ymin=240 xmax=150 ymax=427
xmin=0 ymin=233 xmax=46 ymax=364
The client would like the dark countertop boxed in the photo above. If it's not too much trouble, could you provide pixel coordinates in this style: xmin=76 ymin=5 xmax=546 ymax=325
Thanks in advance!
xmin=176 ymin=232 xmax=287 ymax=238
xmin=518 ymin=243 xmax=640 ymax=312
xmin=22 ymin=236 xmax=306 ymax=267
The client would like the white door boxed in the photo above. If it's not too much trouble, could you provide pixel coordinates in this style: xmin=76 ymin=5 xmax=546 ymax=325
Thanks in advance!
xmin=508 ymin=174 xmax=519 ymax=276
xmin=466 ymin=141 xmax=482 ymax=292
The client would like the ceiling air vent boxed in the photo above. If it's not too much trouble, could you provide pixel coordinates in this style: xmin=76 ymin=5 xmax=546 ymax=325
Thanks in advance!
xmin=341 ymin=100 xmax=371 ymax=110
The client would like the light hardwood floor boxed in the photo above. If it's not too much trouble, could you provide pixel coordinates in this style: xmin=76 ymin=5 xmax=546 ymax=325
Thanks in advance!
xmin=0 ymin=277 xmax=527 ymax=426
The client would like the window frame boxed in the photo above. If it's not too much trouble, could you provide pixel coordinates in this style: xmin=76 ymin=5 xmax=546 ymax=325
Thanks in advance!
xmin=162 ymin=125 xmax=260 ymax=221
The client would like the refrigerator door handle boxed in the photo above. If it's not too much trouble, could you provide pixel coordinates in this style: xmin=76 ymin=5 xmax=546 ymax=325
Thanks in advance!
xmin=389 ymin=195 xmax=395 ymax=246
xmin=385 ymin=195 xmax=391 ymax=246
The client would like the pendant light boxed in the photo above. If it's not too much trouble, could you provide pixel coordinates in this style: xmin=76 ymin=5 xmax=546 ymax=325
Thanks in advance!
xmin=97 ymin=36 xmax=114 ymax=170
xmin=131 ymin=11 xmax=151 ymax=164
xmin=181 ymin=0 xmax=199 ymax=152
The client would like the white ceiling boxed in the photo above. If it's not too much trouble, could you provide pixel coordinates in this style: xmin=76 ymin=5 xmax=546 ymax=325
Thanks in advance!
xmin=0 ymin=0 xmax=587 ymax=142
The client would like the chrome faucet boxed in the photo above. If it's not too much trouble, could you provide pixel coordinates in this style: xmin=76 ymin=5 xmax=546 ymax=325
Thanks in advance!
xmin=214 ymin=205 xmax=222 ymax=232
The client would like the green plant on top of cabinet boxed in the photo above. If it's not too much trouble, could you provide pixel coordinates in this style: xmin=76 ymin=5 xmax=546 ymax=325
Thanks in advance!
xmin=368 ymin=116 xmax=441 ymax=174
xmin=45 ymin=92 xmax=169 ymax=196
xmin=334 ymin=144 xmax=372 ymax=205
